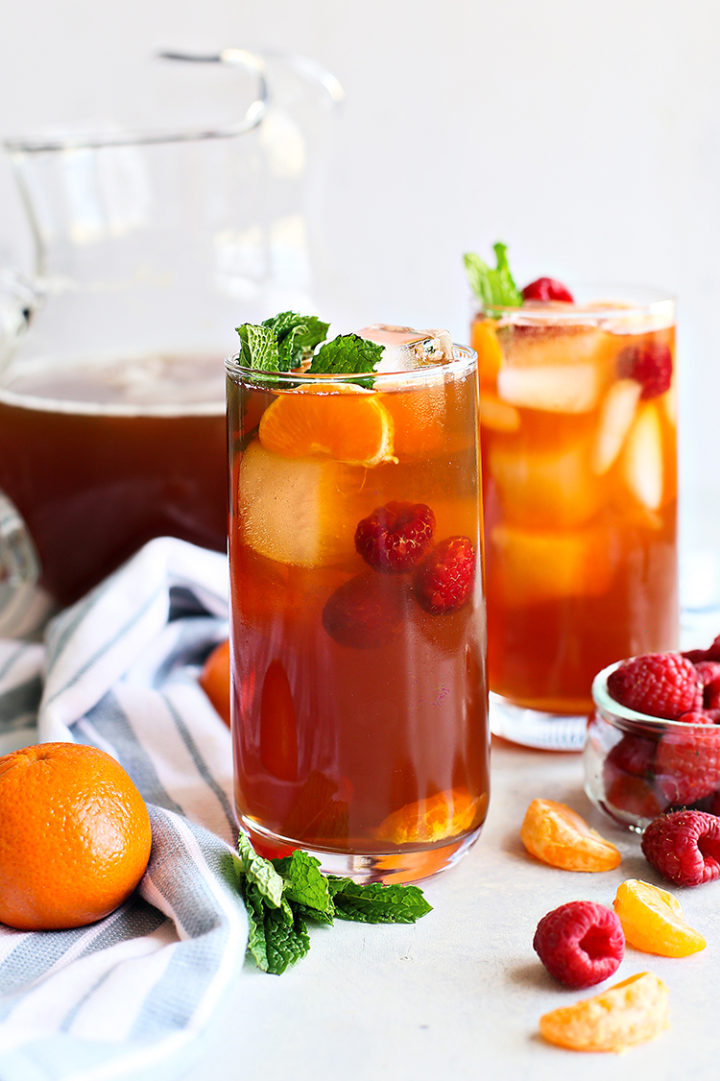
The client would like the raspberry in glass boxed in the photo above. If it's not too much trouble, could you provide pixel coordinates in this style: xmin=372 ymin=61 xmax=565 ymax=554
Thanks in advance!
xmin=617 ymin=341 xmax=673 ymax=400
xmin=413 ymin=536 xmax=476 ymax=615
xmin=354 ymin=501 xmax=435 ymax=572
xmin=606 ymin=653 xmax=700 ymax=719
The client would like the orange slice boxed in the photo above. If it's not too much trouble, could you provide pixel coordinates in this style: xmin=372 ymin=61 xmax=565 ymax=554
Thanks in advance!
xmin=520 ymin=798 xmax=621 ymax=872
xmin=258 ymin=383 xmax=395 ymax=467
xmin=539 ymin=972 xmax=669 ymax=1052
xmin=613 ymin=879 xmax=706 ymax=957
xmin=470 ymin=317 xmax=503 ymax=387
xmin=376 ymin=788 xmax=485 ymax=845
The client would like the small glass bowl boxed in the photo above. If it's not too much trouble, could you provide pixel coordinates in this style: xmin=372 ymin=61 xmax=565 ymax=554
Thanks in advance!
xmin=584 ymin=661 xmax=720 ymax=834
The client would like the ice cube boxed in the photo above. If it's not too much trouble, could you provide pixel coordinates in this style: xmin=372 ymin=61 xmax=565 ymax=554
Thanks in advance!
xmin=500 ymin=324 xmax=610 ymax=368
xmin=488 ymin=522 xmax=614 ymax=606
xmin=497 ymin=363 xmax=603 ymax=413
xmin=358 ymin=324 xmax=453 ymax=373
xmin=488 ymin=438 xmax=602 ymax=528
xmin=591 ymin=379 xmax=642 ymax=475
xmin=620 ymin=402 xmax=664 ymax=511
xmin=236 ymin=439 xmax=365 ymax=567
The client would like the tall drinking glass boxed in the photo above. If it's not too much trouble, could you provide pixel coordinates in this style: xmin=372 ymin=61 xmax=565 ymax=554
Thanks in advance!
xmin=473 ymin=289 xmax=678 ymax=750
xmin=226 ymin=335 xmax=489 ymax=882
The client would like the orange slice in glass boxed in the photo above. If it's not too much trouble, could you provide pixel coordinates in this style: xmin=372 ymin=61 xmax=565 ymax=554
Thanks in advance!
xmin=613 ymin=879 xmax=706 ymax=957
xmin=539 ymin=971 xmax=670 ymax=1052
xmin=520 ymin=798 xmax=621 ymax=872
xmin=258 ymin=383 xmax=395 ymax=467
xmin=376 ymin=788 xmax=485 ymax=845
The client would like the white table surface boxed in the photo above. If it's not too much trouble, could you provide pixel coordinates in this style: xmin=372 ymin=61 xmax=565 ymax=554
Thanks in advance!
xmin=179 ymin=735 xmax=720 ymax=1081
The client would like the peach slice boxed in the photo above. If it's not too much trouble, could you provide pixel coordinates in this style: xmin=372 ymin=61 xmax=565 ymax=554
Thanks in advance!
xmin=591 ymin=378 xmax=642 ymax=475
xmin=520 ymin=798 xmax=621 ymax=872
xmin=539 ymin=971 xmax=669 ymax=1052
xmin=487 ymin=523 xmax=615 ymax=607
xmin=620 ymin=402 xmax=664 ymax=510
xmin=613 ymin=879 xmax=706 ymax=957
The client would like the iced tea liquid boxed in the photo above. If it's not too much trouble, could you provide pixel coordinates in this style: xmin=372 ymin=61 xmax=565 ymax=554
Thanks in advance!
xmin=473 ymin=297 xmax=678 ymax=717
xmin=227 ymin=348 xmax=489 ymax=881
xmin=0 ymin=353 xmax=226 ymax=605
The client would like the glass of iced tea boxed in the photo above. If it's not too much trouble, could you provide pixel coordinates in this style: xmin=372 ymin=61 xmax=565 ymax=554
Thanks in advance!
xmin=226 ymin=321 xmax=489 ymax=882
xmin=471 ymin=263 xmax=678 ymax=750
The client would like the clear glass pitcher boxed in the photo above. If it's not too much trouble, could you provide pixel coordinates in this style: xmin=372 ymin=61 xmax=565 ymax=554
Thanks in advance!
xmin=0 ymin=48 xmax=343 ymax=634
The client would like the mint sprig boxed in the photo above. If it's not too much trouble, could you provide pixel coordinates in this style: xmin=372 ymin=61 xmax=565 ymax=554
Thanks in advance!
xmin=235 ymin=833 xmax=432 ymax=975
xmin=463 ymin=241 xmax=523 ymax=311
xmin=234 ymin=312 xmax=382 ymax=380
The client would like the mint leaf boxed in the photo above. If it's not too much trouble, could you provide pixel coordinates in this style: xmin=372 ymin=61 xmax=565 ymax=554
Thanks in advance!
xmin=235 ymin=323 xmax=279 ymax=371
xmin=237 ymin=832 xmax=284 ymax=908
xmin=236 ymin=834 xmax=432 ymax=972
xmin=308 ymin=334 xmax=383 ymax=376
xmin=244 ymin=883 xmax=270 ymax=972
xmin=244 ymin=882 xmax=310 ymax=974
xmin=263 ymin=312 xmax=330 ymax=372
xmin=463 ymin=241 xmax=522 ymax=311
xmin=264 ymin=906 xmax=311 ymax=975
xmin=273 ymin=850 xmax=332 ymax=916
xmin=327 ymin=878 xmax=433 ymax=924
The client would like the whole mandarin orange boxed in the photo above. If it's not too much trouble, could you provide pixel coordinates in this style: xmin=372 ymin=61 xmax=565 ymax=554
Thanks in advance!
xmin=199 ymin=639 xmax=231 ymax=727
xmin=0 ymin=742 xmax=152 ymax=931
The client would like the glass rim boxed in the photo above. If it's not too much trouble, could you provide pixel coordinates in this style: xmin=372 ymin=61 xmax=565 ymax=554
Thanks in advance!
xmin=475 ymin=284 xmax=675 ymax=325
xmin=224 ymin=342 xmax=477 ymax=385
xmin=4 ymin=49 xmax=271 ymax=153
xmin=592 ymin=661 xmax=712 ymax=735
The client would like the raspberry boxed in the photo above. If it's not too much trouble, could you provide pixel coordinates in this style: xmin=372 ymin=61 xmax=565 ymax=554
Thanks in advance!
xmin=641 ymin=809 xmax=720 ymax=886
xmin=533 ymin=901 xmax=624 ymax=989
xmin=602 ymin=734 xmax=664 ymax=820
xmin=413 ymin=536 xmax=476 ymax=614
xmin=521 ymin=277 xmax=575 ymax=303
xmin=616 ymin=341 xmax=673 ymax=399
xmin=322 ymin=572 xmax=407 ymax=649
xmin=606 ymin=733 xmax=656 ymax=778
xmin=354 ymin=501 xmax=435 ymax=573
xmin=655 ymin=726 xmax=720 ymax=804
xmin=606 ymin=652 xmax=700 ymax=719
xmin=676 ymin=710 xmax=716 ymax=724
xmin=695 ymin=660 xmax=720 ymax=709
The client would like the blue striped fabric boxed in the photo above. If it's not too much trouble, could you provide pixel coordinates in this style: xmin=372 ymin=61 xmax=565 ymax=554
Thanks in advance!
xmin=0 ymin=539 xmax=248 ymax=1081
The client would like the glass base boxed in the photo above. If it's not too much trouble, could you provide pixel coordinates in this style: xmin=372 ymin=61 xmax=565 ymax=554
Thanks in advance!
xmin=241 ymin=817 xmax=483 ymax=884
xmin=489 ymin=692 xmax=588 ymax=752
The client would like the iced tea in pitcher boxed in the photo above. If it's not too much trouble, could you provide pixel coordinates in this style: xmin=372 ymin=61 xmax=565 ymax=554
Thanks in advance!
xmin=466 ymin=244 xmax=678 ymax=748
xmin=227 ymin=315 xmax=489 ymax=882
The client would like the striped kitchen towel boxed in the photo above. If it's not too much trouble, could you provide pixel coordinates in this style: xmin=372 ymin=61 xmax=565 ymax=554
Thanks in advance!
xmin=0 ymin=538 xmax=248 ymax=1081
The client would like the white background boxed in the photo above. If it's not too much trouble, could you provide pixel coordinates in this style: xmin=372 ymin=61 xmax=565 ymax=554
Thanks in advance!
xmin=0 ymin=0 xmax=717 ymax=562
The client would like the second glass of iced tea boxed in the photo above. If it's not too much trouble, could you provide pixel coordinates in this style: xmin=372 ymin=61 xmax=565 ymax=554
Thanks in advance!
xmin=227 ymin=329 xmax=489 ymax=882
xmin=473 ymin=290 xmax=678 ymax=749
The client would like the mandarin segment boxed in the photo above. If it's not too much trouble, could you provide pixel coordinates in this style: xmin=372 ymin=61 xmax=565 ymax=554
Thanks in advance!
xmin=520 ymin=798 xmax=621 ymax=872
xmin=538 ymin=971 xmax=670 ymax=1052
xmin=613 ymin=879 xmax=706 ymax=957
xmin=376 ymin=788 xmax=484 ymax=845
xmin=0 ymin=742 xmax=151 ymax=931
xmin=258 ymin=383 xmax=395 ymax=467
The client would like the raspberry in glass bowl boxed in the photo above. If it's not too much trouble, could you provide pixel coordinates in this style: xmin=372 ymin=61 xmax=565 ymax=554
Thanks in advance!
xmin=584 ymin=648 xmax=720 ymax=834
